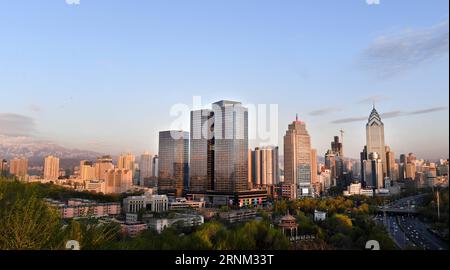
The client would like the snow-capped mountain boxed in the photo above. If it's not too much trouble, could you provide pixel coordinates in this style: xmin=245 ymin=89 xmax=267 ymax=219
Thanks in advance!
xmin=0 ymin=135 xmax=103 ymax=164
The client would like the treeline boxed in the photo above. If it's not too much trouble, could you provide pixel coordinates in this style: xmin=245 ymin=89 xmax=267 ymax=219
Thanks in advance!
xmin=0 ymin=178 xmax=121 ymax=250
xmin=0 ymin=177 xmax=396 ymax=250
xmin=418 ymin=187 xmax=449 ymax=234
xmin=104 ymin=220 xmax=291 ymax=250
xmin=272 ymin=196 xmax=396 ymax=250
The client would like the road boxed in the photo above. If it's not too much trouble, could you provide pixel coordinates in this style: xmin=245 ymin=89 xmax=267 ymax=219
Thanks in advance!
xmin=377 ymin=193 xmax=448 ymax=250
xmin=375 ymin=214 xmax=416 ymax=249
xmin=397 ymin=215 xmax=449 ymax=250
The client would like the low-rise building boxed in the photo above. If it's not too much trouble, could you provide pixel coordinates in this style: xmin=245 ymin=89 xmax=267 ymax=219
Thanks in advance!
xmin=144 ymin=213 xmax=204 ymax=234
xmin=84 ymin=179 xmax=106 ymax=194
xmin=146 ymin=218 xmax=170 ymax=234
xmin=281 ymin=184 xmax=296 ymax=200
xmin=219 ymin=209 xmax=257 ymax=224
xmin=45 ymin=198 xmax=121 ymax=219
xmin=123 ymin=193 xmax=169 ymax=214
xmin=123 ymin=195 xmax=146 ymax=213
xmin=121 ymin=222 xmax=147 ymax=238
xmin=169 ymin=198 xmax=206 ymax=210
xmin=147 ymin=195 xmax=169 ymax=213
xmin=343 ymin=183 xmax=374 ymax=197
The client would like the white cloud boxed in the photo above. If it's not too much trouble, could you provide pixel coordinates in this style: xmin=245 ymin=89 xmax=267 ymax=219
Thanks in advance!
xmin=360 ymin=20 xmax=449 ymax=78
xmin=65 ymin=0 xmax=80 ymax=5
xmin=366 ymin=0 xmax=380 ymax=5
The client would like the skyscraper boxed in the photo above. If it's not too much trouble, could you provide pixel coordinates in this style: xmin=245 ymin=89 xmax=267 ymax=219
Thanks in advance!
xmin=366 ymin=106 xmax=387 ymax=175
xmin=405 ymin=163 xmax=416 ymax=180
xmin=385 ymin=146 xmax=396 ymax=181
xmin=9 ymin=158 xmax=28 ymax=180
xmin=189 ymin=109 xmax=214 ymax=193
xmin=0 ymin=159 xmax=8 ymax=177
xmin=158 ymin=130 xmax=189 ymax=197
xmin=364 ymin=152 xmax=384 ymax=189
xmin=188 ymin=100 xmax=267 ymax=207
xmin=325 ymin=149 xmax=337 ymax=186
xmin=212 ymin=100 xmax=249 ymax=193
xmin=152 ymin=155 xmax=159 ymax=178
xmin=311 ymin=148 xmax=319 ymax=193
xmin=331 ymin=136 xmax=343 ymax=157
xmin=250 ymin=146 xmax=279 ymax=187
xmin=284 ymin=115 xmax=313 ymax=198
xmin=44 ymin=156 xmax=60 ymax=180
xmin=330 ymin=134 xmax=344 ymax=179
xmin=140 ymin=152 xmax=154 ymax=185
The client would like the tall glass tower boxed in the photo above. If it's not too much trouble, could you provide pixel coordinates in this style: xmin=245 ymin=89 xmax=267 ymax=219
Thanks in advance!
xmin=212 ymin=100 xmax=249 ymax=193
xmin=190 ymin=109 xmax=214 ymax=193
xmin=158 ymin=130 xmax=189 ymax=197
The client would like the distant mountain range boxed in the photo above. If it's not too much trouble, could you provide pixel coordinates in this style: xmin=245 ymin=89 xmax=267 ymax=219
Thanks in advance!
xmin=0 ymin=135 xmax=103 ymax=166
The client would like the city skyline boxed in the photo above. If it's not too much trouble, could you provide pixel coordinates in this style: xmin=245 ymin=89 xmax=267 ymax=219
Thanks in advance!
xmin=0 ymin=0 xmax=449 ymax=160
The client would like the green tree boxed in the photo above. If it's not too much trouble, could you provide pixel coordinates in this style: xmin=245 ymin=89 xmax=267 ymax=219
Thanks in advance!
xmin=0 ymin=181 xmax=63 ymax=250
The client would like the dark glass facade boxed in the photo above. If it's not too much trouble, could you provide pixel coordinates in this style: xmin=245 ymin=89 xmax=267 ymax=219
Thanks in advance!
xmin=158 ymin=130 xmax=189 ymax=197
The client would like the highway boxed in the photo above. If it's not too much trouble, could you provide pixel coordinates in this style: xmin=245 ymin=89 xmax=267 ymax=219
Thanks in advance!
xmin=375 ymin=214 xmax=416 ymax=249
xmin=397 ymin=216 xmax=449 ymax=250
xmin=377 ymin=193 xmax=449 ymax=250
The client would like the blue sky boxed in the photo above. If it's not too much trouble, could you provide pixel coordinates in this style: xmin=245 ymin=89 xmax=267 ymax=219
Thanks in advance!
xmin=0 ymin=0 xmax=448 ymax=159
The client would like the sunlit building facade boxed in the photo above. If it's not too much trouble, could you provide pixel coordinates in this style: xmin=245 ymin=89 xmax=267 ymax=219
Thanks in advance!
xmin=95 ymin=156 xmax=114 ymax=181
xmin=283 ymin=115 xmax=313 ymax=198
xmin=9 ymin=157 xmax=28 ymax=180
xmin=366 ymin=106 xmax=387 ymax=176
xmin=212 ymin=100 xmax=249 ymax=193
xmin=158 ymin=130 xmax=189 ymax=197
xmin=189 ymin=109 xmax=214 ymax=193
xmin=140 ymin=152 xmax=154 ymax=186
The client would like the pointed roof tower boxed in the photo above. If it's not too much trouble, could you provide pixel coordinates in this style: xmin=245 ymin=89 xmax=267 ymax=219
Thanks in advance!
xmin=367 ymin=105 xmax=383 ymax=126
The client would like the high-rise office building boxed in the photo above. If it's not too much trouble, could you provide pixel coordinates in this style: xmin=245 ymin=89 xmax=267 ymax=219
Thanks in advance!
xmin=190 ymin=109 xmax=214 ymax=193
xmin=284 ymin=115 xmax=313 ymax=198
xmin=9 ymin=158 xmax=28 ymax=180
xmin=325 ymin=149 xmax=337 ymax=186
xmin=44 ymin=155 xmax=60 ymax=180
xmin=331 ymin=136 xmax=343 ymax=157
xmin=140 ymin=152 xmax=154 ymax=185
xmin=385 ymin=146 xmax=396 ymax=181
xmin=188 ymin=100 xmax=267 ymax=207
xmin=158 ymin=130 xmax=189 ymax=197
xmin=273 ymin=146 xmax=280 ymax=185
xmin=405 ymin=163 xmax=416 ymax=179
xmin=311 ymin=148 xmax=319 ymax=194
xmin=95 ymin=156 xmax=114 ymax=180
xmin=330 ymin=135 xmax=345 ymax=178
xmin=366 ymin=106 xmax=387 ymax=176
xmin=0 ymin=159 xmax=7 ymax=177
xmin=212 ymin=100 xmax=249 ymax=193
xmin=363 ymin=152 xmax=384 ymax=189
xmin=152 ymin=155 xmax=159 ymax=178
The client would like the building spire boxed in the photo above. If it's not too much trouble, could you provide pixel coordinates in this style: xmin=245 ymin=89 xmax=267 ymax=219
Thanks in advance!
xmin=296 ymin=113 xmax=298 ymax=122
